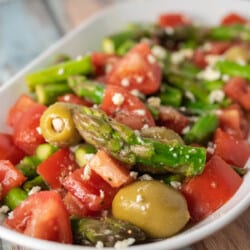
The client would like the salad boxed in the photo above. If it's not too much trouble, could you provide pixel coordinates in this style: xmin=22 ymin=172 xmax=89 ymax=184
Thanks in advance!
xmin=0 ymin=11 xmax=250 ymax=248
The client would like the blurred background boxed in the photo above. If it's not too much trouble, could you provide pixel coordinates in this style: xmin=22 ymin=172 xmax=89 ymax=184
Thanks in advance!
xmin=0 ymin=0 xmax=117 ymax=85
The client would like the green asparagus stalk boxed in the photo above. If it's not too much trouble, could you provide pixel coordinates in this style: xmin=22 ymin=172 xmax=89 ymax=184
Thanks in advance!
xmin=215 ymin=60 xmax=250 ymax=80
xmin=35 ymin=143 xmax=58 ymax=161
xmin=35 ymin=82 xmax=73 ymax=105
xmin=71 ymin=217 xmax=146 ymax=247
xmin=22 ymin=176 xmax=49 ymax=192
xmin=160 ymin=84 xmax=183 ymax=107
xmin=3 ymin=187 xmax=28 ymax=210
xmin=209 ymin=24 xmax=250 ymax=41
xmin=68 ymin=76 xmax=105 ymax=104
xmin=16 ymin=156 xmax=41 ymax=179
xmin=72 ymin=106 xmax=206 ymax=176
xmin=184 ymin=113 xmax=218 ymax=145
xmin=26 ymin=55 xmax=94 ymax=92
xmin=74 ymin=143 xmax=97 ymax=167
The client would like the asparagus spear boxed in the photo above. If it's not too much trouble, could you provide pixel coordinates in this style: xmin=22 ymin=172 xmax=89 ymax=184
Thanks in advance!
xmin=71 ymin=217 xmax=146 ymax=247
xmin=68 ymin=76 xmax=105 ymax=104
xmin=22 ymin=176 xmax=48 ymax=192
xmin=26 ymin=55 xmax=94 ymax=92
xmin=16 ymin=156 xmax=41 ymax=179
xmin=184 ymin=113 xmax=218 ymax=145
xmin=3 ymin=187 xmax=28 ymax=210
xmin=215 ymin=60 xmax=250 ymax=80
xmin=72 ymin=106 xmax=206 ymax=176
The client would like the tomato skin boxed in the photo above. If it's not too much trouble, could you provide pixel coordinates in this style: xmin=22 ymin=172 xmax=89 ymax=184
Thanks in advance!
xmin=214 ymin=128 xmax=250 ymax=168
xmin=158 ymin=13 xmax=190 ymax=27
xmin=7 ymin=94 xmax=37 ymax=129
xmin=13 ymin=104 xmax=46 ymax=155
xmin=57 ymin=93 xmax=92 ymax=106
xmin=91 ymin=52 xmax=120 ymax=76
xmin=106 ymin=43 xmax=162 ymax=95
xmin=181 ymin=155 xmax=242 ymax=221
xmin=37 ymin=148 xmax=79 ymax=189
xmin=100 ymin=85 xmax=155 ymax=130
xmin=0 ymin=133 xmax=25 ymax=164
xmin=4 ymin=191 xmax=72 ymax=243
xmin=158 ymin=106 xmax=189 ymax=134
xmin=224 ymin=77 xmax=250 ymax=111
xmin=63 ymin=168 xmax=118 ymax=212
xmin=0 ymin=160 xmax=26 ymax=200
xmin=218 ymin=104 xmax=249 ymax=139
xmin=221 ymin=13 xmax=248 ymax=26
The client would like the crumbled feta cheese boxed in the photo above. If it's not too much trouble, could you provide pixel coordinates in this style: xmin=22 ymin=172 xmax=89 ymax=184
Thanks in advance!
xmin=170 ymin=181 xmax=182 ymax=189
xmin=121 ymin=78 xmax=130 ymax=87
xmin=205 ymin=55 xmax=223 ymax=66
xmin=105 ymin=63 xmax=113 ymax=73
xmin=129 ymin=171 xmax=138 ymax=179
xmin=222 ymin=74 xmax=230 ymax=82
xmin=237 ymin=58 xmax=246 ymax=65
xmin=203 ymin=42 xmax=212 ymax=52
xmin=164 ymin=27 xmax=174 ymax=35
xmin=96 ymin=241 xmax=104 ymax=248
xmin=147 ymin=54 xmax=156 ymax=64
xmin=147 ymin=96 xmax=161 ymax=108
xmin=135 ymin=75 xmax=144 ymax=84
xmin=81 ymin=164 xmax=91 ymax=180
xmin=36 ymin=126 xmax=42 ymax=135
xmin=99 ymin=189 xmax=105 ymax=199
xmin=58 ymin=68 xmax=64 ymax=75
xmin=28 ymin=186 xmax=41 ymax=196
xmin=112 ymin=93 xmax=125 ymax=106
xmin=84 ymin=153 xmax=95 ymax=162
xmin=139 ymin=174 xmax=153 ymax=181
xmin=182 ymin=126 xmax=191 ymax=134
xmin=171 ymin=49 xmax=193 ymax=65
xmin=210 ymin=181 xmax=217 ymax=188
xmin=136 ymin=194 xmax=143 ymax=203
xmin=142 ymin=124 xmax=149 ymax=129
xmin=209 ymin=89 xmax=225 ymax=104
xmin=152 ymin=45 xmax=167 ymax=60
xmin=133 ymin=109 xmax=146 ymax=116
xmin=8 ymin=211 xmax=14 ymax=219
xmin=130 ymin=89 xmax=145 ymax=99
xmin=0 ymin=205 xmax=9 ymax=214
xmin=185 ymin=91 xmax=195 ymax=102
xmin=197 ymin=67 xmax=221 ymax=81
xmin=114 ymin=238 xmax=135 ymax=249
xmin=52 ymin=118 xmax=64 ymax=132
xmin=76 ymin=55 xmax=83 ymax=61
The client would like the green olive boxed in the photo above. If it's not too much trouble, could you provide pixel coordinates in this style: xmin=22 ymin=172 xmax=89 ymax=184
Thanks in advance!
xmin=112 ymin=180 xmax=190 ymax=238
xmin=224 ymin=46 xmax=250 ymax=63
xmin=40 ymin=102 xmax=81 ymax=147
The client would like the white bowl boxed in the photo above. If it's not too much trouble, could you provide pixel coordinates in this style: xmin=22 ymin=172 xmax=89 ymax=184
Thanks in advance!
xmin=0 ymin=0 xmax=250 ymax=249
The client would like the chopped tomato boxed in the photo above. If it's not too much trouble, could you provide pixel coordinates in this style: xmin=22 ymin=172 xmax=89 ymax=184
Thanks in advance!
xmin=224 ymin=77 xmax=250 ymax=111
xmin=63 ymin=192 xmax=99 ymax=218
xmin=63 ymin=168 xmax=118 ymax=212
xmin=193 ymin=41 xmax=232 ymax=68
xmin=91 ymin=52 xmax=120 ymax=76
xmin=218 ymin=104 xmax=249 ymax=139
xmin=214 ymin=128 xmax=250 ymax=168
xmin=182 ymin=155 xmax=242 ymax=221
xmin=106 ymin=42 xmax=162 ymax=95
xmin=0 ymin=160 xmax=26 ymax=200
xmin=158 ymin=106 xmax=189 ymax=134
xmin=13 ymin=104 xmax=46 ymax=155
xmin=4 ymin=191 xmax=72 ymax=243
xmin=221 ymin=13 xmax=248 ymax=26
xmin=158 ymin=13 xmax=190 ymax=27
xmin=100 ymin=84 xmax=155 ymax=130
xmin=57 ymin=93 xmax=92 ymax=106
xmin=89 ymin=150 xmax=133 ymax=188
xmin=7 ymin=94 xmax=37 ymax=129
xmin=0 ymin=133 xmax=25 ymax=164
xmin=37 ymin=148 xmax=79 ymax=189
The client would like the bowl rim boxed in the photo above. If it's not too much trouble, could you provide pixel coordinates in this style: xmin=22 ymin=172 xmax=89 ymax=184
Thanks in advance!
xmin=0 ymin=0 xmax=250 ymax=249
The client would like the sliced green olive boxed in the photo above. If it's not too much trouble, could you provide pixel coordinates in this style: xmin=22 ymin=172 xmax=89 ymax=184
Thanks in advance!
xmin=112 ymin=180 xmax=190 ymax=238
xmin=40 ymin=102 xmax=81 ymax=147
xmin=224 ymin=46 xmax=250 ymax=63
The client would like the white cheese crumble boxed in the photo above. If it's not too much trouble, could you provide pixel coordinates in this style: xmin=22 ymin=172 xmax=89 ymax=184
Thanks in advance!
xmin=84 ymin=153 xmax=95 ymax=162
xmin=58 ymin=68 xmax=65 ymax=75
xmin=114 ymin=238 xmax=135 ymax=249
xmin=112 ymin=93 xmax=125 ymax=106
xmin=209 ymin=89 xmax=225 ymax=104
xmin=129 ymin=171 xmax=138 ymax=179
xmin=222 ymin=74 xmax=230 ymax=82
xmin=170 ymin=181 xmax=182 ymax=189
xmin=96 ymin=241 xmax=104 ymax=248
xmin=205 ymin=55 xmax=223 ymax=66
xmin=147 ymin=96 xmax=161 ymax=108
xmin=171 ymin=49 xmax=193 ymax=65
xmin=130 ymin=89 xmax=145 ymax=99
xmin=28 ymin=186 xmax=41 ymax=196
xmin=152 ymin=45 xmax=167 ymax=60
xmin=121 ymin=78 xmax=130 ymax=87
xmin=182 ymin=126 xmax=191 ymax=134
xmin=164 ymin=27 xmax=174 ymax=35
xmin=237 ymin=58 xmax=246 ymax=65
xmin=0 ymin=205 xmax=9 ymax=214
xmin=135 ymin=75 xmax=144 ymax=84
xmin=133 ymin=109 xmax=146 ymax=116
xmin=76 ymin=55 xmax=83 ymax=61
xmin=99 ymin=189 xmax=105 ymax=199
xmin=202 ymin=42 xmax=212 ymax=52
xmin=139 ymin=174 xmax=153 ymax=181
xmin=210 ymin=181 xmax=217 ymax=188
xmin=147 ymin=54 xmax=156 ymax=64
xmin=52 ymin=118 xmax=64 ymax=132
xmin=197 ymin=67 xmax=221 ymax=81
xmin=105 ymin=63 xmax=113 ymax=73
xmin=142 ymin=124 xmax=149 ymax=129
xmin=36 ymin=126 xmax=42 ymax=135
xmin=136 ymin=194 xmax=143 ymax=203
xmin=185 ymin=91 xmax=195 ymax=102
xmin=81 ymin=164 xmax=91 ymax=180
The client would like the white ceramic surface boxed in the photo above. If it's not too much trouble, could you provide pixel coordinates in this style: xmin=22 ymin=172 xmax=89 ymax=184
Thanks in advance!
xmin=0 ymin=0 xmax=250 ymax=249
